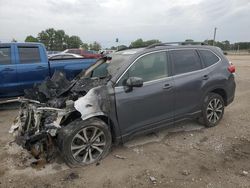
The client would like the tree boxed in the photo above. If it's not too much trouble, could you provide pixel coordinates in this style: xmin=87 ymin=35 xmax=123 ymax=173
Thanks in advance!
xmin=234 ymin=42 xmax=250 ymax=50
xmin=222 ymin=40 xmax=230 ymax=50
xmin=81 ymin=43 xmax=89 ymax=50
xmin=67 ymin=36 xmax=83 ymax=49
xmin=117 ymin=45 xmax=127 ymax=50
xmin=54 ymin=30 xmax=69 ymax=51
xmin=25 ymin=35 xmax=38 ymax=42
xmin=185 ymin=39 xmax=194 ymax=42
xmin=144 ymin=40 xmax=161 ymax=46
xmin=204 ymin=39 xmax=214 ymax=46
xmin=37 ymin=28 xmax=57 ymax=51
xmin=89 ymin=41 xmax=101 ymax=51
xmin=129 ymin=39 xmax=161 ymax=48
xmin=34 ymin=28 xmax=84 ymax=51
xmin=129 ymin=38 xmax=144 ymax=48
xmin=110 ymin=46 xmax=116 ymax=50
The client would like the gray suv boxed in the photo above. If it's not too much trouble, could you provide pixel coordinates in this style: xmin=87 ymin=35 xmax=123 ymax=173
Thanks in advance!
xmin=12 ymin=42 xmax=236 ymax=166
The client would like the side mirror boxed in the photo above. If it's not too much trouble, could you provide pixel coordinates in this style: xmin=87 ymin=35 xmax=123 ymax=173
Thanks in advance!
xmin=124 ymin=77 xmax=143 ymax=92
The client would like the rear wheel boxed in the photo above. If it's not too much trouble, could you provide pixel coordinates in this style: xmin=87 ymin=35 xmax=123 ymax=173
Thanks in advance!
xmin=57 ymin=118 xmax=112 ymax=167
xmin=200 ymin=93 xmax=225 ymax=127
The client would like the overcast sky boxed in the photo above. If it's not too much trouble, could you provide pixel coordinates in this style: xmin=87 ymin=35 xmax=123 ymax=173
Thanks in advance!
xmin=0 ymin=0 xmax=249 ymax=47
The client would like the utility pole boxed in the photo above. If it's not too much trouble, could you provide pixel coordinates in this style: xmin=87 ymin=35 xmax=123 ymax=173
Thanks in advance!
xmin=116 ymin=38 xmax=119 ymax=51
xmin=213 ymin=27 xmax=217 ymax=46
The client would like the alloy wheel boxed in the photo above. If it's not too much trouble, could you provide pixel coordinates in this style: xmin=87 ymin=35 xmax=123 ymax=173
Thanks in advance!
xmin=206 ymin=98 xmax=223 ymax=124
xmin=71 ymin=126 xmax=106 ymax=164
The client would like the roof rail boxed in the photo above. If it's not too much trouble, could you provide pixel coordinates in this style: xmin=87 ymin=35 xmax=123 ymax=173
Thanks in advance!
xmin=146 ymin=41 xmax=208 ymax=49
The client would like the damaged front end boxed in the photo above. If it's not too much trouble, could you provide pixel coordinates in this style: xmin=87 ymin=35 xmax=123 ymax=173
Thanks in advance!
xmin=10 ymin=57 xmax=112 ymax=162
xmin=10 ymin=99 xmax=75 ymax=161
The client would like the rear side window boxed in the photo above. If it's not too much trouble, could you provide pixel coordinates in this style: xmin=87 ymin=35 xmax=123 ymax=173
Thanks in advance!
xmin=0 ymin=47 xmax=11 ymax=65
xmin=199 ymin=50 xmax=220 ymax=67
xmin=170 ymin=49 xmax=202 ymax=75
xmin=18 ymin=47 xmax=41 ymax=64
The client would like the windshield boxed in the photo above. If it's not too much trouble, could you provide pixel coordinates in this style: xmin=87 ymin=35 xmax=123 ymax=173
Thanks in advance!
xmin=89 ymin=48 xmax=143 ymax=79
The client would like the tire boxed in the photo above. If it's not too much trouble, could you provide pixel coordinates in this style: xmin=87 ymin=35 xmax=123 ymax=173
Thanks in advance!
xmin=57 ymin=118 xmax=112 ymax=167
xmin=199 ymin=93 xmax=225 ymax=127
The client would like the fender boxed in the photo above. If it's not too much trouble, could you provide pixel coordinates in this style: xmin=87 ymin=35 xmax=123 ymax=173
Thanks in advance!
xmin=74 ymin=86 xmax=111 ymax=121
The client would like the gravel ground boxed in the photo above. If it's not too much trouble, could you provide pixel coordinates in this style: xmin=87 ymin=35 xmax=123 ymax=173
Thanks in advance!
xmin=0 ymin=55 xmax=249 ymax=188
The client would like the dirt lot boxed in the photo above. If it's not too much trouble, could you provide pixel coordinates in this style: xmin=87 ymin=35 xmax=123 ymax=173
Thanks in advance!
xmin=0 ymin=55 xmax=250 ymax=188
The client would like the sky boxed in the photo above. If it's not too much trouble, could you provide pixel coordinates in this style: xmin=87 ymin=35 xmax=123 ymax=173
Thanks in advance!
xmin=0 ymin=0 xmax=249 ymax=48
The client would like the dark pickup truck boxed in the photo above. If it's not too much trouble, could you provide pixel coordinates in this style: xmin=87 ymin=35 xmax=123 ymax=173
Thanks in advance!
xmin=0 ymin=43 xmax=97 ymax=98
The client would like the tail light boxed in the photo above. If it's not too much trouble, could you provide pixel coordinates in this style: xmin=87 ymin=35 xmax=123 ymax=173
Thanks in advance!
xmin=228 ymin=62 xmax=235 ymax=73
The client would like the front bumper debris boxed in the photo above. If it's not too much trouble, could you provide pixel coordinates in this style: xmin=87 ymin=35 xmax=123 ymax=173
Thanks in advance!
xmin=10 ymin=101 xmax=73 ymax=161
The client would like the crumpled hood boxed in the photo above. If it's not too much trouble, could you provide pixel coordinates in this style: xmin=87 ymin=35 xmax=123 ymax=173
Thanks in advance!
xmin=24 ymin=70 xmax=109 ymax=108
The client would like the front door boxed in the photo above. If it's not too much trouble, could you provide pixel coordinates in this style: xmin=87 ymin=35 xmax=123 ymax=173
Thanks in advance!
xmin=114 ymin=51 xmax=174 ymax=136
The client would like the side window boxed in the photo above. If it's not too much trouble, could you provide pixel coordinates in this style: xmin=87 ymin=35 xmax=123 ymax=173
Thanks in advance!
xmin=18 ymin=47 xmax=41 ymax=64
xmin=75 ymin=50 xmax=80 ymax=54
xmin=199 ymin=50 xmax=220 ymax=67
xmin=118 ymin=52 xmax=168 ymax=86
xmin=0 ymin=47 xmax=11 ymax=65
xmin=170 ymin=49 xmax=202 ymax=75
xmin=63 ymin=55 xmax=74 ymax=59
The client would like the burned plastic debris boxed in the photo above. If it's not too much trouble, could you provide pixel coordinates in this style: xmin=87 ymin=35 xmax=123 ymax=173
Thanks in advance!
xmin=10 ymin=58 xmax=111 ymax=164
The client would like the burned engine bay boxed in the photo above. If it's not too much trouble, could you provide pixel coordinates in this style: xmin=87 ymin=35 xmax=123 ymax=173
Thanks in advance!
xmin=10 ymin=58 xmax=111 ymax=163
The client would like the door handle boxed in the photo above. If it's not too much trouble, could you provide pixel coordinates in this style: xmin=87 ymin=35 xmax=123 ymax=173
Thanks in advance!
xmin=163 ymin=84 xmax=173 ymax=90
xmin=2 ymin=68 xmax=14 ymax=72
xmin=203 ymin=75 xmax=209 ymax=80
xmin=36 ymin=66 xmax=46 ymax=70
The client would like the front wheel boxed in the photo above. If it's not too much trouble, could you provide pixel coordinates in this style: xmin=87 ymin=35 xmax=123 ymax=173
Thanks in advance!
xmin=200 ymin=93 xmax=225 ymax=127
xmin=57 ymin=118 xmax=112 ymax=167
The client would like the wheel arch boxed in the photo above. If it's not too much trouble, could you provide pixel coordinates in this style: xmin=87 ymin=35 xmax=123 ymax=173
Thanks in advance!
xmin=60 ymin=111 xmax=118 ymax=144
xmin=96 ymin=115 xmax=117 ymax=144
xmin=209 ymin=88 xmax=227 ymax=106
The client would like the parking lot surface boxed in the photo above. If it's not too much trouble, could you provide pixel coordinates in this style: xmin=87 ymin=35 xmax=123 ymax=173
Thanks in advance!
xmin=0 ymin=55 xmax=249 ymax=188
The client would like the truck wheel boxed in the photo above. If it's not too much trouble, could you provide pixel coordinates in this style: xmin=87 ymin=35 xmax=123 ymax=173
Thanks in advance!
xmin=57 ymin=118 xmax=112 ymax=167
xmin=199 ymin=93 xmax=225 ymax=127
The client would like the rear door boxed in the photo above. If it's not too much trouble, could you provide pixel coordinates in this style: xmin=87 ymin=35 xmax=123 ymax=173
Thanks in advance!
xmin=0 ymin=44 xmax=18 ymax=97
xmin=16 ymin=45 xmax=49 ymax=92
xmin=169 ymin=49 xmax=206 ymax=120
xmin=115 ymin=51 xmax=175 ymax=136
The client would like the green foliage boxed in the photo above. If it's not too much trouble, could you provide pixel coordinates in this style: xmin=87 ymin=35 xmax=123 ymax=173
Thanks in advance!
xmin=185 ymin=39 xmax=194 ymax=42
xmin=81 ymin=43 xmax=89 ymax=50
xmin=25 ymin=35 xmax=38 ymax=42
xmin=204 ymin=40 xmax=232 ymax=50
xmin=129 ymin=38 xmax=161 ymax=48
xmin=118 ymin=45 xmax=127 ymax=50
xmin=234 ymin=42 xmax=250 ymax=50
xmin=110 ymin=46 xmax=117 ymax=50
xmin=25 ymin=28 xmax=83 ymax=51
xmin=89 ymin=41 xmax=102 ymax=51
xmin=67 ymin=36 xmax=83 ymax=49
xmin=38 ymin=28 xmax=56 ymax=50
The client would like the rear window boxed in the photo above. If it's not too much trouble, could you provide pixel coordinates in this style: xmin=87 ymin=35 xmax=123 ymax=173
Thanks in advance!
xmin=18 ymin=47 xmax=41 ymax=64
xmin=170 ymin=49 xmax=202 ymax=75
xmin=199 ymin=50 xmax=220 ymax=67
xmin=0 ymin=47 xmax=11 ymax=65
